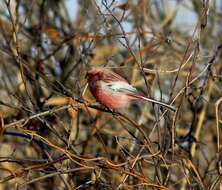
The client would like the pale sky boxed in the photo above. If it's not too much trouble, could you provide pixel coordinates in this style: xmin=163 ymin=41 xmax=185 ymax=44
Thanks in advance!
xmin=65 ymin=0 xmax=199 ymax=33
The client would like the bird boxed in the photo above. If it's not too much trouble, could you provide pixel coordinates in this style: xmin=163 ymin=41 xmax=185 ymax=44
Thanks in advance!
xmin=86 ymin=68 xmax=176 ymax=112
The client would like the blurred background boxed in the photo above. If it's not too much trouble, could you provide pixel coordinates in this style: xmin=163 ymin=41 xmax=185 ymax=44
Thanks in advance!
xmin=0 ymin=0 xmax=222 ymax=189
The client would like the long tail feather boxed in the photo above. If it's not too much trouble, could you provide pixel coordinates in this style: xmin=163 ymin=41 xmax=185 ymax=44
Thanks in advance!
xmin=131 ymin=94 xmax=176 ymax=112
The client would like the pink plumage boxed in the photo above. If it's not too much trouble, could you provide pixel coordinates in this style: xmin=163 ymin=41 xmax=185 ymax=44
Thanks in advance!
xmin=86 ymin=68 xmax=175 ymax=111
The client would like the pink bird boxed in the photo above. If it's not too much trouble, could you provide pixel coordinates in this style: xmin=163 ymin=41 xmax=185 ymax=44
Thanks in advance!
xmin=86 ymin=68 xmax=176 ymax=111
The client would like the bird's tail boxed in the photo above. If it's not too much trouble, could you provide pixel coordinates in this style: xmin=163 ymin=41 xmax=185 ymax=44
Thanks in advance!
xmin=130 ymin=94 xmax=176 ymax=112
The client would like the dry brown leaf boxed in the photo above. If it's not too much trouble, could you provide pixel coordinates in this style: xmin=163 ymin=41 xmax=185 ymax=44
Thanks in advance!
xmin=17 ymin=71 xmax=25 ymax=93
xmin=44 ymin=28 xmax=62 ymax=42
xmin=44 ymin=97 xmax=70 ymax=106
xmin=0 ymin=107 xmax=18 ymax=119
xmin=67 ymin=107 xmax=78 ymax=146
xmin=115 ymin=3 xmax=130 ymax=11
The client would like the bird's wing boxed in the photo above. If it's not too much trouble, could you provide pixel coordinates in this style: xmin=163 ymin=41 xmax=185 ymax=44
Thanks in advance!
xmin=102 ymin=70 xmax=128 ymax=83
xmin=105 ymin=81 xmax=138 ymax=94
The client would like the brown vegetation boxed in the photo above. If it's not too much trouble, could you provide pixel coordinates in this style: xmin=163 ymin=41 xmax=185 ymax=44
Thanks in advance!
xmin=0 ymin=0 xmax=222 ymax=189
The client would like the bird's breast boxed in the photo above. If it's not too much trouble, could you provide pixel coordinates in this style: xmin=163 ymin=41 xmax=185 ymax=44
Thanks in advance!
xmin=88 ymin=81 xmax=130 ymax=109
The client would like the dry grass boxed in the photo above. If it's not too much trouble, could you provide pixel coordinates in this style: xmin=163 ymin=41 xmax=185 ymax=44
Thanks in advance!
xmin=0 ymin=0 xmax=222 ymax=189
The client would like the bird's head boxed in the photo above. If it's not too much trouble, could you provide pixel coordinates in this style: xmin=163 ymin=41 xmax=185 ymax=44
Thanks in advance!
xmin=86 ymin=68 xmax=106 ymax=81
